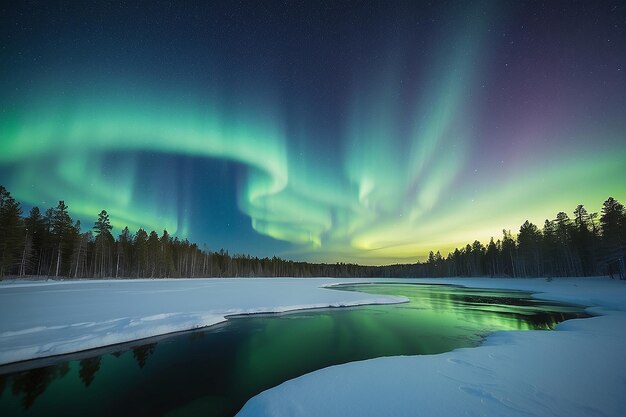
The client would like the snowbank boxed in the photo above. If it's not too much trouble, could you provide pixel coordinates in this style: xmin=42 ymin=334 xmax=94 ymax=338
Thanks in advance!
xmin=0 ymin=278 xmax=405 ymax=365
xmin=238 ymin=277 xmax=626 ymax=417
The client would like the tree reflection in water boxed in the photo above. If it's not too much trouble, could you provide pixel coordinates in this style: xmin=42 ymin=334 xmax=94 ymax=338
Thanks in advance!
xmin=10 ymin=363 xmax=69 ymax=409
xmin=79 ymin=357 xmax=102 ymax=387
xmin=133 ymin=343 xmax=156 ymax=369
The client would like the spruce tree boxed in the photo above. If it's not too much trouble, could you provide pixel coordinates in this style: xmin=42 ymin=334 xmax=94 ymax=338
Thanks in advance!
xmin=160 ymin=230 xmax=176 ymax=277
xmin=518 ymin=221 xmax=542 ymax=277
xmin=51 ymin=201 xmax=74 ymax=277
xmin=0 ymin=186 xmax=23 ymax=276
xmin=572 ymin=205 xmax=595 ymax=275
xmin=24 ymin=207 xmax=45 ymax=276
xmin=485 ymin=238 xmax=498 ymax=277
xmin=600 ymin=197 xmax=625 ymax=278
xmin=146 ymin=230 xmax=160 ymax=277
xmin=134 ymin=228 xmax=149 ymax=277
xmin=501 ymin=230 xmax=517 ymax=277
xmin=117 ymin=227 xmax=133 ymax=278
xmin=93 ymin=210 xmax=114 ymax=277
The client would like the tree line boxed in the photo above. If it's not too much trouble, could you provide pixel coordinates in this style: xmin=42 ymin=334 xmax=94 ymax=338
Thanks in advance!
xmin=418 ymin=198 xmax=626 ymax=279
xmin=0 ymin=185 xmax=369 ymax=279
xmin=0 ymin=184 xmax=624 ymax=279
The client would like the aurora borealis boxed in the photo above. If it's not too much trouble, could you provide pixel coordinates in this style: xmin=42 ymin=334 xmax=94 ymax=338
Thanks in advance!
xmin=1 ymin=1 xmax=625 ymax=264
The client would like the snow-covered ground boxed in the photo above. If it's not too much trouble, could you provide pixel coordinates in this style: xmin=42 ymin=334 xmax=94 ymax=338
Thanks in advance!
xmin=238 ymin=277 xmax=626 ymax=417
xmin=2 ymin=277 xmax=625 ymax=417
xmin=0 ymin=278 xmax=405 ymax=365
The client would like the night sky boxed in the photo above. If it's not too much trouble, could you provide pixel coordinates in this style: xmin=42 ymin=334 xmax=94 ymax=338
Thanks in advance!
xmin=1 ymin=1 xmax=625 ymax=265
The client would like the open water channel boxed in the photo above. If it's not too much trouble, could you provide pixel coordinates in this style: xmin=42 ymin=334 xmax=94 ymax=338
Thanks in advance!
xmin=0 ymin=283 xmax=590 ymax=417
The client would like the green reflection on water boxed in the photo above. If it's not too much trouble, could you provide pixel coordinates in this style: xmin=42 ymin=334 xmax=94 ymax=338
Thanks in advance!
xmin=0 ymin=284 xmax=589 ymax=417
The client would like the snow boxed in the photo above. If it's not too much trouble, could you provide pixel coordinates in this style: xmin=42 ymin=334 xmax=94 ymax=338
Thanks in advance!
xmin=2 ymin=277 xmax=626 ymax=417
xmin=237 ymin=277 xmax=626 ymax=417
xmin=0 ymin=278 xmax=406 ymax=365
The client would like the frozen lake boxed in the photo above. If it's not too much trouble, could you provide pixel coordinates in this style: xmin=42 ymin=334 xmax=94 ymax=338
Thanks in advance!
xmin=0 ymin=283 xmax=589 ymax=417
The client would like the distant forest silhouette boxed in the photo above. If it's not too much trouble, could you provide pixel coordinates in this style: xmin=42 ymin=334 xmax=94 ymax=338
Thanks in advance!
xmin=1 ymin=185 xmax=625 ymax=279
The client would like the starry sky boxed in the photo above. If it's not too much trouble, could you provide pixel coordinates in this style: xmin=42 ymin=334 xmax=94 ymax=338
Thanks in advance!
xmin=1 ymin=1 xmax=625 ymax=265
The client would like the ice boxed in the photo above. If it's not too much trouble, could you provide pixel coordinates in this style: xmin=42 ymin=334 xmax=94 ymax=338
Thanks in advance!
xmin=2 ymin=277 xmax=625 ymax=417
xmin=0 ymin=278 xmax=405 ymax=365
xmin=237 ymin=277 xmax=626 ymax=417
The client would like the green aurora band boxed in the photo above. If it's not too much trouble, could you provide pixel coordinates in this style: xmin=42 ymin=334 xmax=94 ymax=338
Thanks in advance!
xmin=1 ymin=4 xmax=624 ymax=265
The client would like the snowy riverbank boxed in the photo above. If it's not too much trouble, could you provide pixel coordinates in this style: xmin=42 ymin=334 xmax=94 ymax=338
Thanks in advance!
xmin=0 ymin=278 xmax=406 ymax=366
xmin=238 ymin=277 xmax=626 ymax=417
xmin=2 ymin=277 xmax=625 ymax=417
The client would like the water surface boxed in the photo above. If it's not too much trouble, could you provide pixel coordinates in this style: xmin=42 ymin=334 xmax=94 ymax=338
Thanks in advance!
xmin=0 ymin=283 xmax=590 ymax=416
